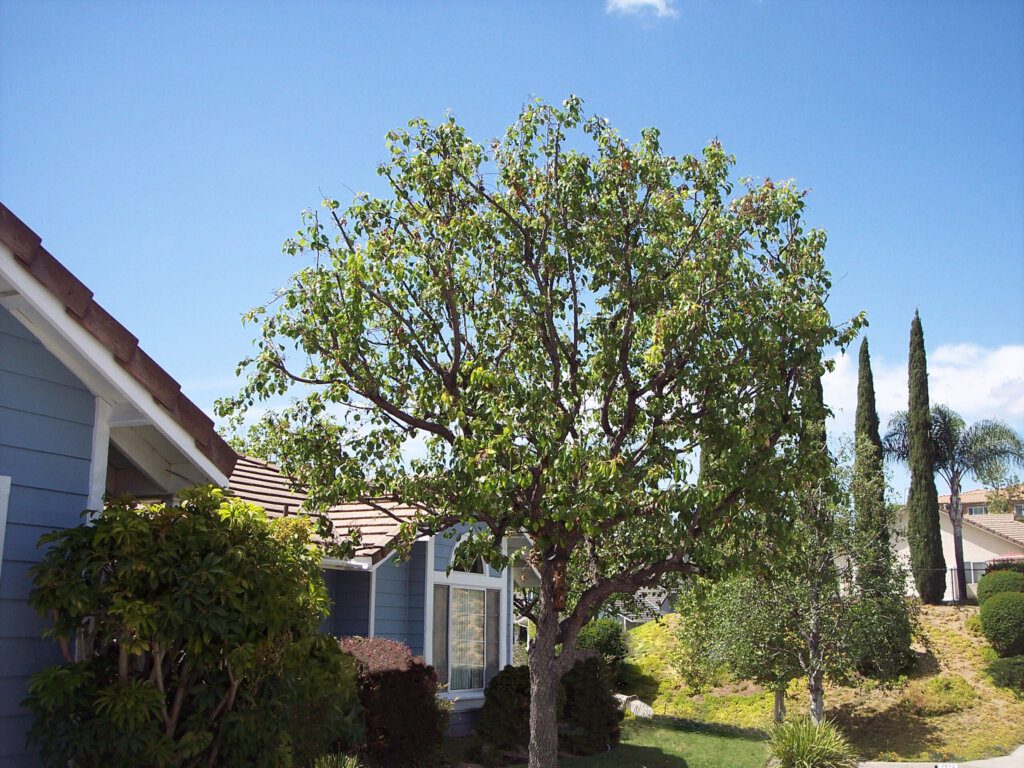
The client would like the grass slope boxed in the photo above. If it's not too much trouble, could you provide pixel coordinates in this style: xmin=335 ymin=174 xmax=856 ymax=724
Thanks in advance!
xmin=621 ymin=605 xmax=1024 ymax=762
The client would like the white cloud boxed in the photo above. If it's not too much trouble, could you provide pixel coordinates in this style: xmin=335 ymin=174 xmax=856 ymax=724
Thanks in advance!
xmin=823 ymin=343 xmax=1024 ymax=441
xmin=606 ymin=0 xmax=678 ymax=18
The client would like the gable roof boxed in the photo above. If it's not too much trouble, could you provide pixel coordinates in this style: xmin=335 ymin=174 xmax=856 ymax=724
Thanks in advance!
xmin=0 ymin=204 xmax=236 ymax=480
xmin=964 ymin=514 xmax=1024 ymax=550
xmin=228 ymin=455 xmax=422 ymax=562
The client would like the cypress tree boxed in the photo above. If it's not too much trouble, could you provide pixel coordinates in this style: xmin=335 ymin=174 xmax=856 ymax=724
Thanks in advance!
xmin=854 ymin=337 xmax=889 ymax=587
xmin=906 ymin=312 xmax=946 ymax=603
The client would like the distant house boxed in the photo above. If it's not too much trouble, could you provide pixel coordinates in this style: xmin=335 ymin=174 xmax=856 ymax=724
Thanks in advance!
xmin=894 ymin=487 xmax=1024 ymax=602
xmin=0 ymin=204 xmax=236 ymax=766
xmin=608 ymin=587 xmax=675 ymax=631
xmin=229 ymin=456 xmax=516 ymax=733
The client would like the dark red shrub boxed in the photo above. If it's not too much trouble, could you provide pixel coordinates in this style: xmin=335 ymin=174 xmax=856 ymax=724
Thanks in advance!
xmin=338 ymin=637 xmax=447 ymax=767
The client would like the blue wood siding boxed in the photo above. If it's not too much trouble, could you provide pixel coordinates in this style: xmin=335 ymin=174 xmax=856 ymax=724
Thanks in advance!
xmin=373 ymin=541 xmax=425 ymax=655
xmin=321 ymin=569 xmax=371 ymax=637
xmin=0 ymin=306 xmax=95 ymax=767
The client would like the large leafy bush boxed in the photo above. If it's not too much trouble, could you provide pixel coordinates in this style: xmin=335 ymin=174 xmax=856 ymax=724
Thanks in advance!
xmin=980 ymin=591 xmax=1024 ymax=657
xmin=339 ymin=636 xmax=447 ymax=767
xmin=25 ymin=487 xmax=361 ymax=768
xmin=977 ymin=570 xmax=1024 ymax=605
xmin=769 ymin=718 xmax=857 ymax=768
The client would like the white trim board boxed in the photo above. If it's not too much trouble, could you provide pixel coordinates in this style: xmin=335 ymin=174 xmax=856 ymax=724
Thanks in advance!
xmin=0 ymin=244 xmax=228 ymax=487
xmin=0 ymin=475 xmax=11 ymax=585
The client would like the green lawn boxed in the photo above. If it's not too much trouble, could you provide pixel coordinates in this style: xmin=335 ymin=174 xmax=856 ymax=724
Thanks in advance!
xmin=448 ymin=717 xmax=767 ymax=768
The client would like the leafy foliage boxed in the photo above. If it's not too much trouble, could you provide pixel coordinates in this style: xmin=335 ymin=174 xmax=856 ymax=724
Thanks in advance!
xmin=312 ymin=755 xmax=363 ymax=768
xmin=980 ymin=592 xmax=1024 ymax=657
xmin=900 ymin=312 xmax=946 ymax=603
xmin=681 ymin=441 xmax=915 ymax=722
xmin=478 ymin=665 xmax=534 ymax=752
xmin=576 ymin=618 xmax=629 ymax=667
xmin=854 ymin=338 xmax=889 ymax=589
xmin=24 ymin=487 xmax=361 ymax=768
xmin=986 ymin=655 xmax=1024 ymax=691
xmin=977 ymin=570 xmax=1024 ymax=606
xmin=903 ymin=674 xmax=977 ymax=716
xmin=217 ymin=96 xmax=859 ymax=768
xmin=768 ymin=718 xmax=858 ymax=768
xmin=340 ymin=637 xmax=447 ymax=767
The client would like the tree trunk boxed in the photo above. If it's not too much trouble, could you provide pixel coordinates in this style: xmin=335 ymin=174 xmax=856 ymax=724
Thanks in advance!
xmin=773 ymin=687 xmax=786 ymax=724
xmin=528 ymin=577 xmax=564 ymax=768
xmin=808 ymin=668 xmax=824 ymax=725
xmin=950 ymin=480 xmax=968 ymax=604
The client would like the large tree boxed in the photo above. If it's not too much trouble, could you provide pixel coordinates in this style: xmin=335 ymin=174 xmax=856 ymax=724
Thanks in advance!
xmin=218 ymin=98 xmax=858 ymax=768
xmin=886 ymin=405 xmax=1024 ymax=602
xmin=900 ymin=311 xmax=946 ymax=603
xmin=854 ymin=337 xmax=889 ymax=588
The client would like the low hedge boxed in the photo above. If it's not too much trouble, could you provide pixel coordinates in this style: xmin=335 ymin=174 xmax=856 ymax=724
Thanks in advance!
xmin=986 ymin=559 xmax=1024 ymax=575
xmin=339 ymin=637 xmax=447 ymax=767
xmin=987 ymin=655 xmax=1024 ymax=690
xmin=980 ymin=592 xmax=1024 ymax=657
xmin=977 ymin=570 xmax=1024 ymax=605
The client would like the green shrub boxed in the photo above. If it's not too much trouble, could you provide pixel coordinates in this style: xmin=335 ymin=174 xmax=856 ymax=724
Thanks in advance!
xmin=977 ymin=570 xmax=1024 ymax=605
xmin=769 ymin=718 xmax=857 ymax=768
xmin=24 ymin=488 xmax=358 ymax=768
xmin=981 ymin=592 xmax=1024 ymax=656
xmin=477 ymin=659 xmax=622 ymax=758
xmin=576 ymin=619 xmax=628 ymax=666
xmin=903 ymin=674 xmax=977 ymax=716
xmin=339 ymin=636 xmax=446 ymax=767
xmin=987 ymin=655 xmax=1024 ymax=690
xmin=986 ymin=558 xmax=1024 ymax=575
xmin=559 ymin=656 xmax=624 ymax=754
xmin=477 ymin=665 xmax=533 ymax=751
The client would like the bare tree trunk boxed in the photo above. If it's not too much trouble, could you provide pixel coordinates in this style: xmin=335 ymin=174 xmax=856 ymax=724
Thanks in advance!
xmin=528 ymin=606 xmax=561 ymax=768
xmin=773 ymin=687 xmax=786 ymax=724
xmin=949 ymin=479 xmax=968 ymax=604
xmin=808 ymin=668 xmax=824 ymax=725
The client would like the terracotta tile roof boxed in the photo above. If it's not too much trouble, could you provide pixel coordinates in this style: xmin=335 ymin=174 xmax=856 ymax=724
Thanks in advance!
xmin=939 ymin=488 xmax=996 ymax=506
xmin=228 ymin=455 xmax=422 ymax=562
xmin=0 ymin=203 xmax=236 ymax=478
xmin=964 ymin=514 xmax=1024 ymax=550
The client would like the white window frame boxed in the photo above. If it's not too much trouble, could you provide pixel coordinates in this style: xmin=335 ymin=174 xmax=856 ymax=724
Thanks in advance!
xmin=0 ymin=475 xmax=11 ymax=585
xmin=429 ymin=531 xmax=507 ymax=700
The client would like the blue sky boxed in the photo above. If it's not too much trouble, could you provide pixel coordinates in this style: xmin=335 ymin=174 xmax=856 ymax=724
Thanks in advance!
xmin=2 ymin=0 xmax=1022 ymax=498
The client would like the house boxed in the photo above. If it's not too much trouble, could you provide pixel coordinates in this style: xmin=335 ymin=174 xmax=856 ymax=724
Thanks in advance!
xmin=0 ymin=204 xmax=515 ymax=762
xmin=228 ymin=456 xmax=515 ymax=734
xmin=894 ymin=487 xmax=1024 ymax=602
xmin=0 ymin=204 xmax=237 ymax=766
xmin=607 ymin=587 xmax=675 ymax=631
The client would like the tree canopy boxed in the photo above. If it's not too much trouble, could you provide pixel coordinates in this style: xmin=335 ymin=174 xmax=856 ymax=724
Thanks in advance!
xmin=219 ymin=96 xmax=860 ymax=768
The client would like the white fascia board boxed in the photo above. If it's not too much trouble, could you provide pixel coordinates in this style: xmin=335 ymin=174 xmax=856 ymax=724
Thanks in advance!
xmin=321 ymin=556 xmax=372 ymax=571
xmin=0 ymin=244 xmax=228 ymax=486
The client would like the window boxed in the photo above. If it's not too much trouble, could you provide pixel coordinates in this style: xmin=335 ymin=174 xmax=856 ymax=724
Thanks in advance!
xmin=967 ymin=505 xmax=989 ymax=516
xmin=967 ymin=562 xmax=988 ymax=585
xmin=1014 ymin=504 xmax=1024 ymax=519
xmin=432 ymin=584 xmax=500 ymax=691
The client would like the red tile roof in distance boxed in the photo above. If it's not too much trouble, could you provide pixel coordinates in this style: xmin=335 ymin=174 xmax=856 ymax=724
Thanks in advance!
xmin=0 ymin=203 xmax=236 ymax=478
xmin=229 ymin=455 xmax=422 ymax=562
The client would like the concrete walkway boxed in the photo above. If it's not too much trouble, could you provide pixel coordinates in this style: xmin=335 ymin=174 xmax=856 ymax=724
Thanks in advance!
xmin=860 ymin=745 xmax=1024 ymax=768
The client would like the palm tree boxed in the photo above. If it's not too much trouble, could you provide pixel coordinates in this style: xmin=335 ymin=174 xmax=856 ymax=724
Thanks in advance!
xmin=885 ymin=405 xmax=1024 ymax=603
